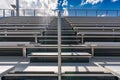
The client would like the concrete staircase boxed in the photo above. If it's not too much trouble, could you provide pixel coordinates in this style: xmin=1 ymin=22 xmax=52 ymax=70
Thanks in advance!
xmin=39 ymin=18 xmax=79 ymax=44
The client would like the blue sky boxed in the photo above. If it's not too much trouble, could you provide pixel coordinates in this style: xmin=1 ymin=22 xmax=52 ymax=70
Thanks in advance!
xmin=58 ymin=0 xmax=120 ymax=10
xmin=0 ymin=0 xmax=120 ymax=10
xmin=0 ymin=0 xmax=120 ymax=16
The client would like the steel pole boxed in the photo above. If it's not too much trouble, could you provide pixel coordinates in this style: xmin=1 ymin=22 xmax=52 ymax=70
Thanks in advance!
xmin=58 ymin=11 xmax=61 ymax=80
xmin=16 ymin=0 xmax=19 ymax=16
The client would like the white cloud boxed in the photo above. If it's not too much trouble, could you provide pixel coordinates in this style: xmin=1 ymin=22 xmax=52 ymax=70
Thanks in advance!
xmin=10 ymin=0 xmax=16 ymax=6
xmin=111 ymin=0 xmax=118 ymax=2
xmin=81 ymin=0 xmax=103 ymax=6
xmin=63 ymin=8 xmax=69 ymax=16
xmin=62 ymin=0 xmax=68 ymax=7
xmin=70 ymin=5 xmax=74 ymax=8
xmin=0 ymin=0 xmax=58 ymax=16
xmin=20 ymin=0 xmax=57 ymax=9
xmin=97 ymin=14 xmax=107 ymax=17
xmin=0 ymin=0 xmax=70 ymax=16
xmin=62 ymin=0 xmax=69 ymax=16
xmin=0 ymin=0 xmax=13 ymax=9
xmin=0 ymin=0 xmax=16 ymax=16
xmin=19 ymin=0 xmax=58 ymax=16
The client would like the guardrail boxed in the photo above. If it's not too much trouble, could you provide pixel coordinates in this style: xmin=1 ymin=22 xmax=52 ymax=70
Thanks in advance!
xmin=0 ymin=9 xmax=120 ymax=17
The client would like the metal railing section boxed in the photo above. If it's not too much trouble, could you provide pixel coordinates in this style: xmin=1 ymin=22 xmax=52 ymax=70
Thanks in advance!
xmin=0 ymin=9 xmax=120 ymax=17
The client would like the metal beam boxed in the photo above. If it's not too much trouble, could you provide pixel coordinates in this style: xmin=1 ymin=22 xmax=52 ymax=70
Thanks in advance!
xmin=58 ymin=11 xmax=61 ymax=80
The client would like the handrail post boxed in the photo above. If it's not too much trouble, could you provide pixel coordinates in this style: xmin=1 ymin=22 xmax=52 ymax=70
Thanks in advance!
xmin=96 ymin=10 xmax=98 ymax=17
xmin=117 ymin=10 xmax=119 ymax=16
xmin=3 ymin=9 xmax=5 ymax=17
xmin=106 ymin=10 xmax=108 ymax=16
xmin=23 ymin=9 xmax=25 ymax=16
xmin=75 ymin=9 xmax=77 ymax=16
xmin=34 ymin=9 xmax=36 ymax=16
xmin=35 ymin=33 xmax=38 ymax=43
xmin=86 ymin=9 xmax=87 ymax=16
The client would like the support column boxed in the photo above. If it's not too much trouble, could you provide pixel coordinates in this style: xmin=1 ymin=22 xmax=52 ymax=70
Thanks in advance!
xmin=91 ymin=45 xmax=97 ymax=57
xmin=23 ymin=47 xmax=26 ymax=57
xmin=58 ymin=11 xmax=61 ymax=80
xmin=81 ymin=34 xmax=84 ymax=44
xmin=16 ymin=0 xmax=19 ymax=16
xmin=91 ymin=46 xmax=94 ymax=57
xmin=35 ymin=33 xmax=38 ymax=43
xmin=5 ymin=29 xmax=7 ymax=37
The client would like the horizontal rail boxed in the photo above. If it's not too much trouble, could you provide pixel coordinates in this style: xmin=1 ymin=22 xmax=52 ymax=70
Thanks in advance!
xmin=71 ymin=23 xmax=120 ymax=26
xmin=0 ymin=27 xmax=46 ymax=30
xmin=0 ymin=35 xmax=80 ymax=38
xmin=0 ymin=24 xmax=49 ymax=26
xmin=29 ymin=52 xmax=91 ymax=56
xmin=77 ymin=32 xmax=120 ymax=35
xmin=39 ymin=40 xmax=79 ymax=42
xmin=4 ymin=73 xmax=113 ymax=77
xmin=62 ymin=74 xmax=114 ymax=77
xmin=4 ymin=74 xmax=57 ymax=77
xmin=0 ymin=34 xmax=120 ymax=37
xmin=74 ymin=27 xmax=120 ymax=29
xmin=0 ymin=32 xmax=41 ymax=34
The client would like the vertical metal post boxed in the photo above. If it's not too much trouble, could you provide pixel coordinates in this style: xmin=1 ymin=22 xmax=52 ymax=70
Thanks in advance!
xmin=34 ymin=9 xmax=35 ymax=16
xmin=91 ymin=46 xmax=94 ymax=57
xmin=11 ymin=10 xmax=15 ymax=16
xmin=81 ymin=34 xmax=84 ymax=44
xmin=117 ymin=10 xmax=119 ymax=16
xmin=3 ymin=9 xmax=5 ymax=17
xmin=86 ymin=10 xmax=87 ymax=16
xmin=23 ymin=47 xmax=26 ymax=57
xmin=58 ymin=11 xmax=61 ymax=80
xmin=5 ymin=29 xmax=7 ymax=36
xmin=23 ymin=9 xmax=25 ymax=16
xmin=106 ymin=10 xmax=108 ymax=16
xmin=35 ymin=33 xmax=38 ymax=43
xmin=96 ymin=10 xmax=98 ymax=17
xmin=16 ymin=0 xmax=19 ymax=16
xmin=75 ymin=9 xmax=77 ymax=16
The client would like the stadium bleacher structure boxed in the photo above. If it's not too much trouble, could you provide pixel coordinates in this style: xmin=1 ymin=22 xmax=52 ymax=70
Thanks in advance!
xmin=0 ymin=11 xmax=120 ymax=80
xmin=0 ymin=16 xmax=120 ymax=57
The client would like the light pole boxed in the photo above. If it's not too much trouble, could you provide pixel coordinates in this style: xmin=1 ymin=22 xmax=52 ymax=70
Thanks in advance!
xmin=58 ymin=11 xmax=61 ymax=80
xmin=16 ymin=0 xmax=19 ymax=16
